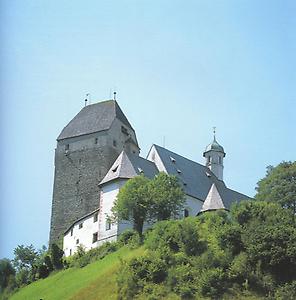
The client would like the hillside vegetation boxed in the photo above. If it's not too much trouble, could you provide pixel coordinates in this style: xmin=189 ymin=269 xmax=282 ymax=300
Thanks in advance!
xmin=9 ymin=247 xmax=144 ymax=300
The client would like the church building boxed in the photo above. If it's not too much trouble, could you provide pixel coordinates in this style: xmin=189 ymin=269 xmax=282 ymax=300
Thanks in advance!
xmin=49 ymin=99 xmax=249 ymax=257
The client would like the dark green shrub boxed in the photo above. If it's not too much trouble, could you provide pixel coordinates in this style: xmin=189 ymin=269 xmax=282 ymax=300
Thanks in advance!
xmin=274 ymin=281 xmax=296 ymax=300
xmin=118 ymin=229 xmax=141 ymax=248
xmin=50 ymin=243 xmax=64 ymax=270
xmin=37 ymin=264 xmax=49 ymax=279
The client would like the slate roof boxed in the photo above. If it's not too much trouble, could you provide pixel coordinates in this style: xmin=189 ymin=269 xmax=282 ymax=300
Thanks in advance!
xmin=149 ymin=145 xmax=250 ymax=209
xmin=58 ymin=100 xmax=134 ymax=140
xmin=200 ymin=183 xmax=226 ymax=212
xmin=99 ymin=151 xmax=159 ymax=186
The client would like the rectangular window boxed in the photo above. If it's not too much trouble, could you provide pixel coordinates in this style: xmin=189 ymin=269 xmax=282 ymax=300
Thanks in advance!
xmin=65 ymin=144 xmax=69 ymax=151
xmin=95 ymin=137 xmax=98 ymax=144
xmin=121 ymin=126 xmax=128 ymax=135
xmin=92 ymin=232 xmax=98 ymax=243
xmin=106 ymin=219 xmax=111 ymax=231
xmin=79 ymin=223 xmax=83 ymax=229
xmin=70 ymin=228 xmax=73 ymax=236
xmin=93 ymin=213 xmax=98 ymax=223
xmin=76 ymin=239 xmax=79 ymax=244
xmin=113 ymin=140 xmax=117 ymax=147
xmin=70 ymin=249 xmax=72 ymax=256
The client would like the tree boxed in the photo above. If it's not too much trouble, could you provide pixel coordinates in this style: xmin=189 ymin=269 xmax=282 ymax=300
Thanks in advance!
xmin=149 ymin=172 xmax=185 ymax=221
xmin=112 ymin=175 xmax=151 ymax=237
xmin=50 ymin=243 xmax=64 ymax=270
xmin=13 ymin=244 xmax=37 ymax=272
xmin=255 ymin=161 xmax=296 ymax=215
xmin=0 ymin=259 xmax=15 ymax=292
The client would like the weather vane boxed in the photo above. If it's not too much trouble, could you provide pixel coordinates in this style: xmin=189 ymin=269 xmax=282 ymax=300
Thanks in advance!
xmin=213 ymin=126 xmax=216 ymax=138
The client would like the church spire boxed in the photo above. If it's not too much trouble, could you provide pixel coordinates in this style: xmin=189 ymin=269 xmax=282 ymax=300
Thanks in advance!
xmin=203 ymin=128 xmax=226 ymax=181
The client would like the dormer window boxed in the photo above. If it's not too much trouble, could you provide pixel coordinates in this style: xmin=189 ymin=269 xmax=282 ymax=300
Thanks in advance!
xmin=112 ymin=166 xmax=118 ymax=173
xmin=170 ymin=156 xmax=176 ymax=163
xmin=138 ymin=167 xmax=143 ymax=173
xmin=177 ymin=169 xmax=182 ymax=174
xmin=113 ymin=140 xmax=117 ymax=147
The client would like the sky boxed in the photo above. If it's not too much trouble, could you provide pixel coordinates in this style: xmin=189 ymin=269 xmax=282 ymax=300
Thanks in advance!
xmin=0 ymin=0 xmax=295 ymax=259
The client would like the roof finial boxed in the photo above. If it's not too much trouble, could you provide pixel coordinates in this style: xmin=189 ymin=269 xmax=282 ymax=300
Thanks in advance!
xmin=113 ymin=91 xmax=117 ymax=101
xmin=85 ymin=93 xmax=91 ymax=106
xmin=213 ymin=126 xmax=216 ymax=140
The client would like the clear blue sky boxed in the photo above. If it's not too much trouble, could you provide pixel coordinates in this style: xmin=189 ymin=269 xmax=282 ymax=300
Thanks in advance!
xmin=1 ymin=0 xmax=295 ymax=259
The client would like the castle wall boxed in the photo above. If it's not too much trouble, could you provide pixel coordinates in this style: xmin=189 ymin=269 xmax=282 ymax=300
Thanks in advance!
xmin=49 ymin=119 xmax=138 ymax=244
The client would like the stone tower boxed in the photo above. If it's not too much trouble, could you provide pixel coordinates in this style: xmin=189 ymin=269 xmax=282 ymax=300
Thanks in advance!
xmin=203 ymin=132 xmax=225 ymax=181
xmin=49 ymin=100 xmax=139 ymax=244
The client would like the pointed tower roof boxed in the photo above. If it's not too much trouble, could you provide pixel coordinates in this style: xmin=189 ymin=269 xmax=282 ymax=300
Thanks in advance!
xmin=57 ymin=100 xmax=134 ymax=140
xmin=99 ymin=151 xmax=158 ymax=186
xmin=200 ymin=183 xmax=227 ymax=212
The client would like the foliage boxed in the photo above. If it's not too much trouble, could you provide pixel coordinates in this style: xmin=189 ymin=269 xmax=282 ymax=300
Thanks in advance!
xmin=149 ymin=172 xmax=185 ymax=221
xmin=274 ymin=281 xmax=296 ymax=300
xmin=13 ymin=245 xmax=37 ymax=272
xmin=112 ymin=173 xmax=186 ymax=237
xmin=50 ymin=243 xmax=64 ymax=270
xmin=255 ymin=161 xmax=296 ymax=215
xmin=0 ymin=259 xmax=15 ymax=292
xmin=112 ymin=175 xmax=151 ymax=237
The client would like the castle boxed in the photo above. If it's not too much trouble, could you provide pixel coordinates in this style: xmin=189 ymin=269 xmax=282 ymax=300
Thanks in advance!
xmin=49 ymin=99 xmax=249 ymax=256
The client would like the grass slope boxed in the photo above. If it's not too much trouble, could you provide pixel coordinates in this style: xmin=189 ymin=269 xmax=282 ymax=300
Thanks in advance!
xmin=11 ymin=247 xmax=144 ymax=300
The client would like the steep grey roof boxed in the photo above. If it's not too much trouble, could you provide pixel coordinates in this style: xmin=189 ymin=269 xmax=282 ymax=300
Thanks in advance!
xmin=58 ymin=100 xmax=134 ymax=140
xmin=150 ymin=145 xmax=250 ymax=209
xmin=200 ymin=184 xmax=226 ymax=212
xmin=99 ymin=151 xmax=158 ymax=186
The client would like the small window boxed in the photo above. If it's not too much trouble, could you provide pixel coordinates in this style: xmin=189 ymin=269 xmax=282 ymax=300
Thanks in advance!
xmin=138 ymin=167 xmax=143 ymax=173
xmin=207 ymin=156 xmax=211 ymax=164
xmin=70 ymin=228 xmax=73 ymax=236
xmin=106 ymin=219 xmax=111 ymax=231
xmin=92 ymin=232 xmax=98 ymax=243
xmin=121 ymin=126 xmax=128 ymax=135
xmin=113 ymin=140 xmax=117 ymax=147
xmin=95 ymin=137 xmax=98 ymax=144
xmin=177 ymin=169 xmax=182 ymax=174
xmin=65 ymin=144 xmax=69 ymax=151
xmin=112 ymin=166 xmax=118 ymax=173
xmin=70 ymin=249 xmax=72 ymax=256
xmin=184 ymin=209 xmax=189 ymax=218
xmin=76 ymin=239 xmax=79 ymax=244
xmin=93 ymin=213 xmax=98 ymax=222
xmin=79 ymin=223 xmax=83 ymax=229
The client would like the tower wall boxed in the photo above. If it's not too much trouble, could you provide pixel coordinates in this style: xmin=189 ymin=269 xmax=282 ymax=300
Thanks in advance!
xmin=49 ymin=118 xmax=138 ymax=244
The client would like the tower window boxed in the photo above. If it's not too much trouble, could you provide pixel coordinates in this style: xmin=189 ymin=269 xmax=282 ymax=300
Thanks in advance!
xmin=92 ymin=232 xmax=98 ymax=243
xmin=207 ymin=156 xmax=211 ymax=164
xmin=95 ymin=138 xmax=98 ymax=144
xmin=106 ymin=219 xmax=111 ymax=231
xmin=121 ymin=126 xmax=128 ymax=135
xmin=93 ymin=213 xmax=98 ymax=222
xmin=70 ymin=228 xmax=73 ymax=236
xmin=113 ymin=140 xmax=117 ymax=147
xmin=76 ymin=239 xmax=79 ymax=244
xmin=79 ymin=223 xmax=83 ymax=229
xmin=65 ymin=144 xmax=69 ymax=151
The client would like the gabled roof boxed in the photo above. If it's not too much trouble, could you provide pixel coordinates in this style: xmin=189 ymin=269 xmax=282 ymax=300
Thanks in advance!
xmin=148 ymin=145 xmax=250 ymax=208
xmin=200 ymin=183 xmax=226 ymax=212
xmin=58 ymin=100 xmax=134 ymax=140
xmin=99 ymin=151 xmax=158 ymax=186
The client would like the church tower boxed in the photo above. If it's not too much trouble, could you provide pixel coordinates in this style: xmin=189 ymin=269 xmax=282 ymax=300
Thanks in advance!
xmin=49 ymin=100 xmax=139 ymax=244
xmin=203 ymin=129 xmax=225 ymax=181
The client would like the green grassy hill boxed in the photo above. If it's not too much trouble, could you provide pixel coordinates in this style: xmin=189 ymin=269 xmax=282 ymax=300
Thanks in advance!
xmin=10 ymin=247 xmax=144 ymax=300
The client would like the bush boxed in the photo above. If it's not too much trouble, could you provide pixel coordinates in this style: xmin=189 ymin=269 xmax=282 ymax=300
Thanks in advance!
xmin=274 ymin=281 xmax=296 ymax=300
xmin=118 ymin=229 xmax=141 ymax=248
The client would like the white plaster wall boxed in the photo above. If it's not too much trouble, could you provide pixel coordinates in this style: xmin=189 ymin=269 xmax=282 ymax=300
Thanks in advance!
xmin=147 ymin=145 xmax=167 ymax=172
xmin=204 ymin=150 xmax=224 ymax=180
xmin=98 ymin=179 xmax=127 ymax=243
xmin=63 ymin=211 xmax=99 ymax=257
